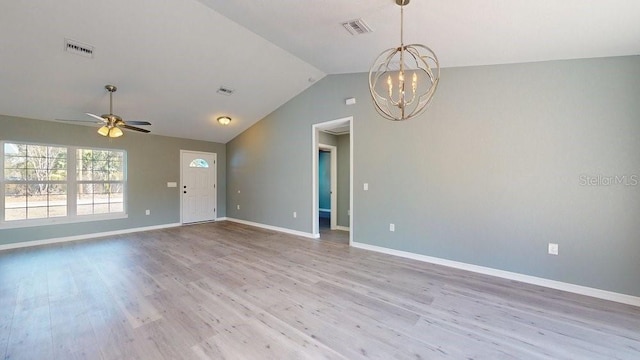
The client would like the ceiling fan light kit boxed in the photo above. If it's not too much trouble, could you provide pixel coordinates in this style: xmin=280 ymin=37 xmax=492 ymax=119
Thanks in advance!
xmin=369 ymin=0 xmax=440 ymax=121
xmin=98 ymin=125 xmax=123 ymax=138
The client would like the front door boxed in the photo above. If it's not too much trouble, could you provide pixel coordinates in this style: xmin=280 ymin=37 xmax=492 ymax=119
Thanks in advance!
xmin=181 ymin=151 xmax=216 ymax=223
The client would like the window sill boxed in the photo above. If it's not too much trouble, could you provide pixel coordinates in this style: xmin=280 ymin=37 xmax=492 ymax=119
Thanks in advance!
xmin=0 ymin=213 xmax=129 ymax=230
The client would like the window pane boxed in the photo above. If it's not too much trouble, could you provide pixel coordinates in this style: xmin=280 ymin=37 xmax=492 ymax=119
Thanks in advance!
xmin=92 ymin=170 xmax=109 ymax=181
xmin=4 ymin=168 xmax=26 ymax=181
xmin=110 ymin=203 xmax=124 ymax=212
xmin=27 ymin=184 xmax=46 ymax=204
xmin=5 ymin=208 xmax=26 ymax=221
xmin=27 ymin=206 xmax=48 ymax=220
xmin=5 ymin=184 xmax=26 ymax=220
xmin=94 ymin=204 xmax=110 ymax=214
xmin=5 ymin=195 xmax=26 ymax=209
xmin=77 ymin=204 xmax=93 ymax=216
xmin=26 ymin=168 xmax=40 ymax=181
xmin=3 ymin=143 xmax=21 ymax=156
xmin=4 ymin=155 xmax=25 ymax=169
xmin=48 ymin=155 xmax=67 ymax=181
xmin=189 ymin=159 xmax=209 ymax=168
xmin=49 ymin=205 xmax=67 ymax=217
xmin=49 ymin=185 xmax=67 ymax=207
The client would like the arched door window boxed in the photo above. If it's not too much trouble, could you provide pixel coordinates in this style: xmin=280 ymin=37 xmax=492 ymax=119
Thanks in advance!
xmin=189 ymin=159 xmax=209 ymax=168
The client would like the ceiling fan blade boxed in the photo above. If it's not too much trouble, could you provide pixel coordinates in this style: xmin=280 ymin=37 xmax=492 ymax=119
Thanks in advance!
xmin=125 ymin=120 xmax=152 ymax=126
xmin=55 ymin=118 xmax=103 ymax=124
xmin=120 ymin=124 xmax=151 ymax=133
xmin=86 ymin=113 xmax=107 ymax=122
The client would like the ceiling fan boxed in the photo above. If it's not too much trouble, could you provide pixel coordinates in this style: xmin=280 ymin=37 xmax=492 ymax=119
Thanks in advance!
xmin=77 ymin=84 xmax=152 ymax=138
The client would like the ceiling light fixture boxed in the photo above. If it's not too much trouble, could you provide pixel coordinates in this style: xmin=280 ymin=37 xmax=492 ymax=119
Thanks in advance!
xmin=97 ymin=125 xmax=123 ymax=138
xmin=369 ymin=0 xmax=440 ymax=121
xmin=97 ymin=120 xmax=124 ymax=138
xmin=217 ymin=116 xmax=231 ymax=126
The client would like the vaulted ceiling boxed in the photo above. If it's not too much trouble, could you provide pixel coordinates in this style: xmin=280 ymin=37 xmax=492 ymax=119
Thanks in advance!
xmin=1 ymin=0 xmax=638 ymax=143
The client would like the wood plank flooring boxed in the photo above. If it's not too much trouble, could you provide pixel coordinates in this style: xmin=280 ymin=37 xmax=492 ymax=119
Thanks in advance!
xmin=1 ymin=221 xmax=639 ymax=359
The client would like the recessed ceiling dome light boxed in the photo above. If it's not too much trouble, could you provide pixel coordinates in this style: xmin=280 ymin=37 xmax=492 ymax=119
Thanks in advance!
xmin=217 ymin=116 xmax=231 ymax=125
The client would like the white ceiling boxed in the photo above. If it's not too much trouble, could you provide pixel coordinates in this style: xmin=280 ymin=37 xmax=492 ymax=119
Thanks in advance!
xmin=1 ymin=0 xmax=638 ymax=143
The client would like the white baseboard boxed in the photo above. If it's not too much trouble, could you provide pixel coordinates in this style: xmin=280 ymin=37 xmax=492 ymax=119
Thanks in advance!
xmin=0 ymin=223 xmax=182 ymax=252
xmin=352 ymin=242 xmax=640 ymax=307
xmin=224 ymin=218 xmax=318 ymax=239
xmin=216 ymin=217 xmax=229 ymax=221
xmin=336 ymin=226 xmax=350 ymax=232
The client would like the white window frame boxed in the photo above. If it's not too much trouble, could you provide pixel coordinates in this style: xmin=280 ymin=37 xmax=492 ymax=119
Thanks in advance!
xmin=1 ymin=141 xmax=128 ymax=229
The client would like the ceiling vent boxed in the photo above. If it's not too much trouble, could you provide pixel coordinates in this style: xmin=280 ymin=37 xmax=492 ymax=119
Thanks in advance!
xmin=216 ymin=86 xmax=235 ymax=96
xmin=64 ymin=38 xmax=94 ymax=58
xmin=342 ymin=19 xmax=373 ymax=35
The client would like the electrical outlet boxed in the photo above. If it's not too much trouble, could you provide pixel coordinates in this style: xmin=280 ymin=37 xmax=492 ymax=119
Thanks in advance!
xmin=364 ymin=183 xmax=369 ymax=191
xmin=293 ymin=211 xmax=297 ymax=218
xmin=237 ymin=204 xmax=240 ymax=210
xmin=145 ymin=209 xmax=150 ymax=215
xmin=548 ymin=243 xmax=559 ymax=255
xmin=389 ymin=223 xmax=395 ymax=232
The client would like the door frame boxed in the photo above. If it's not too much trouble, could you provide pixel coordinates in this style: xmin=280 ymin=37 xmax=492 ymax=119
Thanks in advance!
xmin=318 ymin=144 xmax=337 ymax=230
xmin=311 ymin=116 xmax=353 ymax=245
xmin=180 ymin=150 xmax=217 ymax=224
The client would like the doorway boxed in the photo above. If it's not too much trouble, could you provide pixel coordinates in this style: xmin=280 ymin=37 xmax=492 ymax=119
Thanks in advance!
xmin=318 ymin=144 xmax=337 ymax=230
xmin=312 ymin=117 xmax=353 ymax=245
xmin=181 ymin=150 xmax=217 ymax=224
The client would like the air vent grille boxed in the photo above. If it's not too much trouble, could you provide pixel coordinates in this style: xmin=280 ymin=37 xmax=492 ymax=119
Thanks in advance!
xmin=217 ymin=86 xmax=235 ymax=96
xmin=342 ymin=19 xmax=373 ymax=35
xmin=64 ymin=38 xmax=94 ymax=58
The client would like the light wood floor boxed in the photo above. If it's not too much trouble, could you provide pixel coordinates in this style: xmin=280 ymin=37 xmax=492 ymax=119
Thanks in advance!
xmin=318 ymin=218 xmax=349 ymax=244
xmin=1 ymin=221 xmax=639 ymax=359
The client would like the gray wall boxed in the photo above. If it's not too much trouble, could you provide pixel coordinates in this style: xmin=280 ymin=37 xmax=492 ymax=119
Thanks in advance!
xmin=226 ymin=56 xmax=640 ymax=297
xmin=0 ymin=115 xmax=226 ymax=245
xmin=337 ymin=134 xmax=350 ymax=228
xmin=318 ymin=131 xmax=337 ymax=146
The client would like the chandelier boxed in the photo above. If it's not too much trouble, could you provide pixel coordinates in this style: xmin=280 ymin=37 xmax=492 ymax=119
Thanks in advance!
xmin=369 ymin=0 xmax=440 ymax=121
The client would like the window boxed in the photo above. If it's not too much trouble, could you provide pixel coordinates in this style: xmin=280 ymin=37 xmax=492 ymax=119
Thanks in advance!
xmin=2 ymin=142 xmax=127 ymax=227
xmin=189 ymin=159 xmax=209 ymax=168
xmin=76 ymin=149 xmax=125 ymax=216
xmin=3 ymin=143 xmax=67 ymax=221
